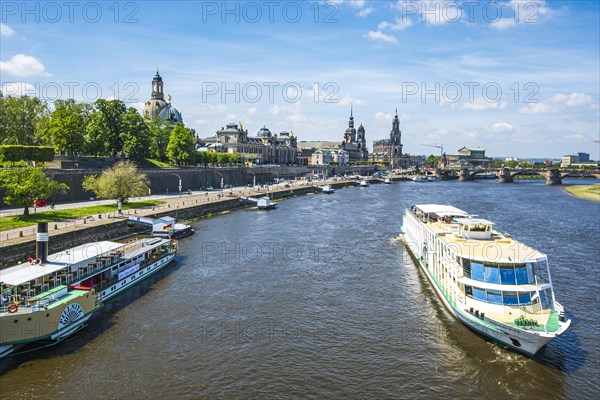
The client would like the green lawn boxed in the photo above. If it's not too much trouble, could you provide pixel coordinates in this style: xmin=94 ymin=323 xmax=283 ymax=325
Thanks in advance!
xmin=564 ymin=184 xmax=600 ymax=202
xmin=0 ymin=200 xmax=164 ymax=231
xmin=140 ymin=158 xmax=175 ymax=168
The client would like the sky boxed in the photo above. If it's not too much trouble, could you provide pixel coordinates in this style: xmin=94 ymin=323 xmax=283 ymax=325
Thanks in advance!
xmin=1 ymin=0 xmax=599 ymax=159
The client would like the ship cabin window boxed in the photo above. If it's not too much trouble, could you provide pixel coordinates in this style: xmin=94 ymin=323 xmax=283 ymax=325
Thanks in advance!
xmin=486 ymin=290 xmax=503 ymax=304
xmin=503 ymin=292 xmax=519 ymax=305
xmin=473 ymin=287 xmax=486 ymax=302
xmin=499 ymin=265 xmax=516 ymax=285
xmin=471 ymin=262 xmax=485 ymax=281
xmin=465 ymin=286 xmax=473 ymax=298
xmin=484 ymin=266 xmax=501 ymax=284
xmin=466 ymin=286 xmax=535 ymax=306
xmin=466 ymin=224 xmax=490 ymax=232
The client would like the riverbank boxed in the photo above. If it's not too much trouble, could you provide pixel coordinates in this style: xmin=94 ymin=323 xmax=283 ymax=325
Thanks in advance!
xmin=564 ymin=184 xmax=600 ymax=202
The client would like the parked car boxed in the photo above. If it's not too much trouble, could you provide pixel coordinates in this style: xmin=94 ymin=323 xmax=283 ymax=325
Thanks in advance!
xmin=32 ymin=199 xmax=47 ymax=208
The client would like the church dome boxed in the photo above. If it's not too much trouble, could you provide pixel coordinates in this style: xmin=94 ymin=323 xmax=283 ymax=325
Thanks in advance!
xmin=257 ymin=126 xmax=272 ymax=138
xmin=158 ymin=104 xmax=183 ymax=124
xmin=358 ymin=124 xmax=365 ymax=132
xmin=144 ymin=98 xmax=168 ymax=120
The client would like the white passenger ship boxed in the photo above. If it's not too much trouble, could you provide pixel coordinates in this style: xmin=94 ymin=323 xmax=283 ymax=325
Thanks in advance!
xmin=0 ymin=223 xmax=177 ymax=359
xmin=401 ymin=205 xmax=571 ymax=355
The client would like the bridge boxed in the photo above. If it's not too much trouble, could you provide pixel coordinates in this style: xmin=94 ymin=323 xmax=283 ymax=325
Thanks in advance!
xmin=437 ymin=168 xmax=600 ymax=185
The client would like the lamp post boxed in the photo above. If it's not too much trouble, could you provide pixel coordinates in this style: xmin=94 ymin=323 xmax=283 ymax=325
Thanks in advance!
xmin=247 ymin=170 xmax=256 ymax=188
xmin=171 ymin=173 xmax=182 ymax=197
xmin=213 ymin=171 xmax=224 ymax=190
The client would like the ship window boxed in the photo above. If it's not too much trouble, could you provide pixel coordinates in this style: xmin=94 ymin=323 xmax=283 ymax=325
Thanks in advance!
xmin=465 ymin=286 xmax=473 ymax=298
xmin=487 ymin=290 xmax=502 ymax=304
xmin=518 ymin=292 xmax=531 ymax=305
xmin=500 ymin=267 xmax=516 ymax=285
xmin=484 ymin=265 xmax=501 ymax=284
xmin=473 ymin=287 xmax=486 ymax=301
xmin=526 ymin=263 xmax=535 ymax=283
xmin=502 ymin=291 xmax=519 ymax=305
xmin=471 ymin=262 xmax=485 ymax=281
xmin=515 ymin=266 xmax=529 ymax=285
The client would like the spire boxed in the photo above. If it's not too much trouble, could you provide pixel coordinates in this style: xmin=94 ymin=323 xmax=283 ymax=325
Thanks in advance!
xmin=350 ymin=103 xmax=353 ymax=119
xmin=395 ymin=107 xmax=398 ymax=117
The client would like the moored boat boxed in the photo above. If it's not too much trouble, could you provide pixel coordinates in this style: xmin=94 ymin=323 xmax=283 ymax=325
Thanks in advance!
xmin=322 ymin=185 xmax=335 ymax=194
xmin=360 ymin=180 xmax=369 ymax=187
xmin=0 ymin=223 xmax=177 ymax=359
xmin=400 ymin=204 xmax=571 ymax=355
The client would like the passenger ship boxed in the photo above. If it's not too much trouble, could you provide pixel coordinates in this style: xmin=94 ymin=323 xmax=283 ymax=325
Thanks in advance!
xmin=401 ymin=205 xmax=571 ymax=355
xmin=0 ymin=223 xmax=177 ymax=359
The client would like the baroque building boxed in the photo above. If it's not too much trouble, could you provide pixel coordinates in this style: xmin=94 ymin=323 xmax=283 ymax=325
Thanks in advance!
xmin=143 ymin=71 xmax=183 ymax=126
xmin=201 ymin=123 xmax=297 ymax=165
xmin=340 ymin=106 xmax=368 ymax=162
xmin=372 ymin=110 xmax=421 ymax=169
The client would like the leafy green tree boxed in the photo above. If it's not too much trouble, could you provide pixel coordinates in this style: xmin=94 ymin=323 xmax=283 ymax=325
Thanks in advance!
xmin=82 ymin=161 xmax=148 ymax=204
xmin=166 ymin=123 xmax=196 ymax=165
xmin=0 ymin=145 xmax=55 ymax=166
xmin=0 ymin=95 xmax=49 ymax=145
xmin=42 ymin=107 xmax=85 ymax=155
xmin=0 ymin=166 xmax=69 ymax=215
xmin=121 ymin=108 xmax=151 ymax=161
xmin=149 ymin=118 xmax=172 ymax=162
xmin=425 ymin=154 xmax=441 ymax=168
xmin=92 ymin=99 xmax=127 ymax=156
xmin=85 ymin=111 xmax=110 ymax=157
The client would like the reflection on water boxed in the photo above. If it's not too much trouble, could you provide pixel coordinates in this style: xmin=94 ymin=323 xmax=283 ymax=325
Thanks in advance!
xmin=1 ymin=180 xmax=598 ymax=399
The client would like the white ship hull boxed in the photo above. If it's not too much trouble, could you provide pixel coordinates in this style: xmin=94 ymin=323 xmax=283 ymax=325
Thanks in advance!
xmin=404 ymin=240 xmax=566 ymax=355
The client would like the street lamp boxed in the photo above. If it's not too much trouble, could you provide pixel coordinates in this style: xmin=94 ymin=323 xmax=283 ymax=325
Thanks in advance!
xmin=247 ymin=170 xmax=256 ymax=188
xmin=171 ymin=173 xmax=182 ymax=196
xmin=213 ymin=171 xmax=224 ymax=190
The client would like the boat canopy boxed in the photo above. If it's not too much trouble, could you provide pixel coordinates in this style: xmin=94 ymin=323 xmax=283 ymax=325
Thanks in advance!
xmin=414 ymin=204 xmax=468 ymax=217
xmin=453 ymin=218 xmax=495 ymax=225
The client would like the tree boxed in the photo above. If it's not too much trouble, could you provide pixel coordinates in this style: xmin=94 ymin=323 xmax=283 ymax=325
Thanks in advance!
xmin=91 ymin=99 xmax=127 ymax=156
xmin=121 ymin=108 xmax=151 ymax=161
xmin=42 ymin=107 xmax=85 ymax=155
xmin=425 ymin=154 xmax=441 ymax=168
xmin=0 ymin=95 xmax=49 ymax=145
xmin=82 ymin=161 xmax=148 ymax=204
xmin=0 ymin=145 xmax=55 ymax=165
xmin=149 ymin=118 xmax=172 ymax=162
xmin=0 ymin=166 xmax=69 ymax=215
xmin=166 ymin=123 xmax=195 ymax=165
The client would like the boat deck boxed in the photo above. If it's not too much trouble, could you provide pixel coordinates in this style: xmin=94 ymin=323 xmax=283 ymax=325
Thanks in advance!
xmin=473 ymin=307 xmax=561 ymax=332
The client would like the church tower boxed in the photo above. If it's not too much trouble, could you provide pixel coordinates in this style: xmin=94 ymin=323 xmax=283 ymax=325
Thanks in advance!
xmin=344 ymin=105 xmax=357 ymax=143
xmin=143 ymin=70 xmax=169 ymax=121
xmin=390 ymin=109 xmax=403 ymax=156
xmin=357 ymin=123 xmax=368 ymax=160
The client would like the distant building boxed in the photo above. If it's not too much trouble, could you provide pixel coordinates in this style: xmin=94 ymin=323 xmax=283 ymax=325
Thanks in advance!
xmin=578 ymin=152 xmax=590 ymax=162
xmin=371 ymin=110 xmax=421 ymax=169
xmin=340 ymin=106 xmax=369 ymax=162
xmin=562 ymin=154 xmax=598 ymax=168
xmin=200 ymin=123 xmax=297 ymax=165
xmin=312 ymin=148 xmax=349 ymax=165
xmin=445 ymin=147 xmax=493 ymax=168
xmin=143 ymin=71 xmax=183 ymax=126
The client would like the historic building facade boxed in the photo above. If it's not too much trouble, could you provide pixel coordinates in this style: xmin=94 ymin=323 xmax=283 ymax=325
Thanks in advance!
xmin=311 ymin=148 xmax=349 ymax=166
xmin=201 ymin=123 xmax=297 ymax=165
xmin=340 ymin=106 xmax=368 ymax=162
xmin=371 ymin=110 xmax=421 ymax=169
xmin=445 ymin=147 xmax=493 ymax=168
xmin=143 ymin=71 xmax=183 ymax=126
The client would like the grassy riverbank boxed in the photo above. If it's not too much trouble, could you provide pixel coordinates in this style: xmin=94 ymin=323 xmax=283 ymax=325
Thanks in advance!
xmin=0 ymin=200 xmax=164 ymax=231
xmin=564 ymin=184 xmax=600 ymax=202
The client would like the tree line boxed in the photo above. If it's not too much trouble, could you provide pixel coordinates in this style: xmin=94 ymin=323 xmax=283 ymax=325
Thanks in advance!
xmin=0 ymin=94 xmax=197 ymax=165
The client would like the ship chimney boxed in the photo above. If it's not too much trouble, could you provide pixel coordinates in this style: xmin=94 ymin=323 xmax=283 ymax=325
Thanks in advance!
xmin=36 ymin=222 xmax=49 ymax=263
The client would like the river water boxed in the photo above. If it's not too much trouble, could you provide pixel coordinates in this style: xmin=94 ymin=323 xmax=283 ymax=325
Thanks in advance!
xmin=1 ymin=180 xmax=598 ymax=399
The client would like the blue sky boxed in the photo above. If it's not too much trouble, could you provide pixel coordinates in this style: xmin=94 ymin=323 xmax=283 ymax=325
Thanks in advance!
xmin=1 ymin=0 xmax=599 ymax=159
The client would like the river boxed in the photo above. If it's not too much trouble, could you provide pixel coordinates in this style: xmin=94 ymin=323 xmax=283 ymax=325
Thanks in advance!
xmin=1 ymin=179 xmax=598 ymax=399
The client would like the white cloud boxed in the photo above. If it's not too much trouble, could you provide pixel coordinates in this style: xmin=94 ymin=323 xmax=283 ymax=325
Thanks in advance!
xmin=519 ymin=92 xmax=598 ymax=114
xmin=357 ymin=7 xmax=374 ymax=17
xmin=378 ymin=17 xmax=413 ymax=31
xmin=491 ymin=18 xmax=517 ymax=30
xmin=1 ymin=82 xmax=36 ymax=97
xmin=0 ymin=54 xmax=48 ymax=77
xmin=490 ymin=122 xmax=515 ymax=132
xmin=375 ymin=112 xmax=394 ymax=121
xmin=459 ymin=99 xmax=508 ymax=111
xmin=491 ymin=0 xmax=554 ymax=30
xmin=338 ymin=95 xmax=366 ymax=106
xmin=365 ymin=30 xmax=398 ymax=44
xmin=288 ymin=113 xmax=308 ymax=122
xmin=194 ymin=119 xmax=209 ymax=126
xmin=0 ymin=23 xmax=15 ymax=36
xmin=247 ymin=107 xmax=258 ymax=115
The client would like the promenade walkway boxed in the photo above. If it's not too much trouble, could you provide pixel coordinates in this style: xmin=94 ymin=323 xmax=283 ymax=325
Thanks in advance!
xmin=0 ymin=180 xmax=340 ymax=246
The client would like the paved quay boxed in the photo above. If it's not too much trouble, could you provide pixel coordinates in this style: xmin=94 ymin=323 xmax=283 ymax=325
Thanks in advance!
xmin=0 ymin=179 xmax=358 ymax=247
